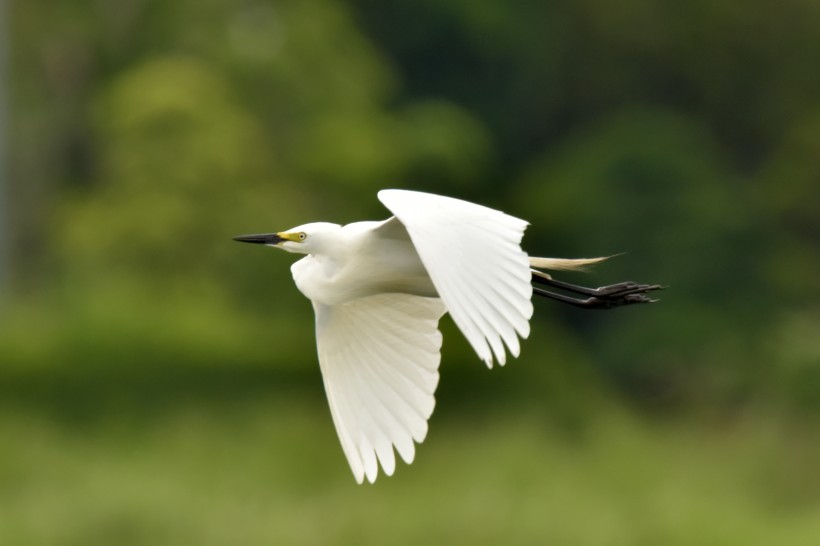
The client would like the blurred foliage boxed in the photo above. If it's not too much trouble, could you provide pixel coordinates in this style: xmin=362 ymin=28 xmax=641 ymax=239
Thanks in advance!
xmin=3 ymin=399 xmax=820 ymax=546
xmin=4 ymin=0 xmax=818 ymax=406
xmin=2 ymin=0 xmax=820 ymax=543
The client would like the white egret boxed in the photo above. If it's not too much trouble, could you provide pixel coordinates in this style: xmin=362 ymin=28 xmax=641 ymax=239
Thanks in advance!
xmin=234 ymin=189 xmax=661 ymax=483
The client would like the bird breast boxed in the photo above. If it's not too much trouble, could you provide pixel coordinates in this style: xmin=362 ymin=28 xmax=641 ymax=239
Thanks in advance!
xmin=290 ymin=238 xmax=438 ymax=306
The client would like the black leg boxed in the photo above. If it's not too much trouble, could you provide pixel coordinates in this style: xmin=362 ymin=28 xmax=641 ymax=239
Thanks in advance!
xmin=531 ymin=271 xmax=664 ymax=309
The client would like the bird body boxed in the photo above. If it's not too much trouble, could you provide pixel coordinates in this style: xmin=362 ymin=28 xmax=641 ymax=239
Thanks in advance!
xmin=234 ymin=189 xmax=661 ymax=483
xmin=289 ymin=220 xmax=436 ymax=306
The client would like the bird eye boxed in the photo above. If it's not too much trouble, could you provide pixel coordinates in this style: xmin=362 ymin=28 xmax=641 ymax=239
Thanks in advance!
xmin=298 ymin=232 xmax=307 ymax=241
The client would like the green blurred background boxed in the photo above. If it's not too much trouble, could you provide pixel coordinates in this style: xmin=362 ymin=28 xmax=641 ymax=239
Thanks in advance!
xmin=2 ymin=0 xmax=820 ymax=544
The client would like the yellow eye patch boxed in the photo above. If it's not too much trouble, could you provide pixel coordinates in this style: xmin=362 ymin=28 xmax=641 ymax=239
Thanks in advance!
xmin=278 ymin=232 xmax=306 ymax=242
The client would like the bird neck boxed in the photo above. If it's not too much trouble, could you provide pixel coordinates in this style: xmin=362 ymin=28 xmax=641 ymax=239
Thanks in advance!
xmin=306 ymin=229 xmax=347 ymax=262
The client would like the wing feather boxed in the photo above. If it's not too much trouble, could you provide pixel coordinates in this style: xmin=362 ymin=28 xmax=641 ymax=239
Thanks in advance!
xmin=354 ymin=322 xmax=439 ymax=393
xmin=378 ymin=189 xmax=533 ymax=367
xmin=314 ymin=293 xmax=446 ymax=483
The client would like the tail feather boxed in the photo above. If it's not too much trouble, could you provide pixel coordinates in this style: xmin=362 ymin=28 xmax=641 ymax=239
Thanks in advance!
xmin=529 ymin=256 xmax=615 ymax=272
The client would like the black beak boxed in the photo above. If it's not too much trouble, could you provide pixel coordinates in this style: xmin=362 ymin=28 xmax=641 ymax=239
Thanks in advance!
xmin=232 ymin=233 xmax=283 ymax=245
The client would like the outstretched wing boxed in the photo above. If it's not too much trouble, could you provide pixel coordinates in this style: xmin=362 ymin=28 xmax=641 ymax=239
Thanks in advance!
xmin=314 ymin=293 xmax=447 ymax=484
xmin=378 ymin=189 xmax=533 ymax=367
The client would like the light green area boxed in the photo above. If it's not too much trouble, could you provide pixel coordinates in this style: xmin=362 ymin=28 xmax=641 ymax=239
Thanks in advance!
xmin=2 ymin=398 xmax=819 ymax=546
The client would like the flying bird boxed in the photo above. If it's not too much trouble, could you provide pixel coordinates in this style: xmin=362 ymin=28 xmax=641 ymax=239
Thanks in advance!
xmin=234 ymin=189 xmax=661 ymax=483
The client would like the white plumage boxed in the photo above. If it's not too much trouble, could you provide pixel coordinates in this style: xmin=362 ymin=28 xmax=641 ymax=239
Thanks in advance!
xmin=314 ymin=294 xmax=446 ymax=483
xmin=237 ymin=190 xmax=532 ymax=482
xmin=378 ymin=190 xmax=533 ymax=367
xmin=233 ymin=189 xmax=660 ymax=482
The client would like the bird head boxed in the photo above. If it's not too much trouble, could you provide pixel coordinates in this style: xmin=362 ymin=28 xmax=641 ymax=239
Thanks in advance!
xmin=233 ymin=222 xmax=341 ymax=255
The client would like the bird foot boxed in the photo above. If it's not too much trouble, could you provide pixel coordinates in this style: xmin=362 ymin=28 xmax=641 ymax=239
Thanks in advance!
xmin=531 ymin=273 xmax=666 ymax=309
xmin=581 ymin=282 xmax=665 ymax=309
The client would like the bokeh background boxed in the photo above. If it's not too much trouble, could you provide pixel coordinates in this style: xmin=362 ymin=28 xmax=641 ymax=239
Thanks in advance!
xmin=2 ymin=0 xmax=820 ymax=544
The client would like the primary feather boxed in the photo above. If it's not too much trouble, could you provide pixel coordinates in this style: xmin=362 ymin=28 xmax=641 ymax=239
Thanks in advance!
xmin=314 ymin=294 xmax=446 ymax=484
xmin=378 ymin=189 xmax=533 ymax=368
